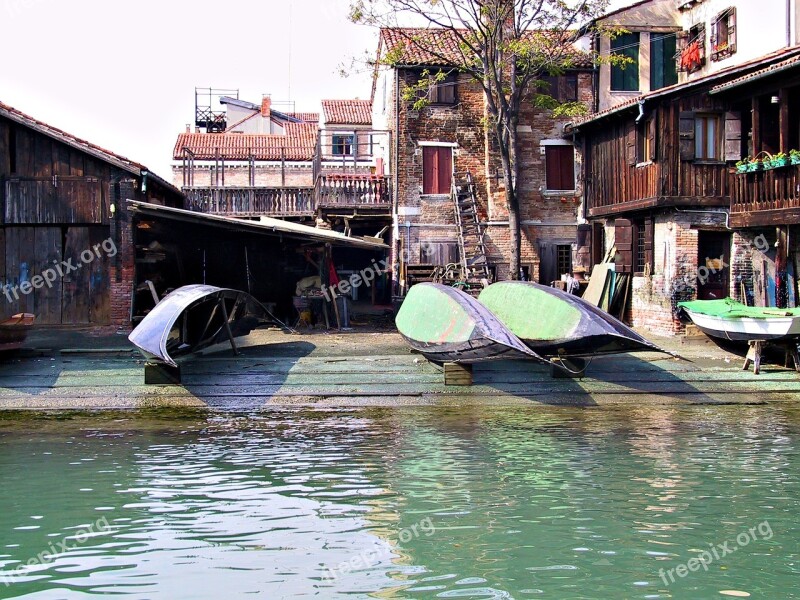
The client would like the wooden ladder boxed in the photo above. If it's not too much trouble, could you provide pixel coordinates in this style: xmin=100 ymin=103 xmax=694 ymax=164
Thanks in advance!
xmin=453 ymin=172 xmax=491 ymax=291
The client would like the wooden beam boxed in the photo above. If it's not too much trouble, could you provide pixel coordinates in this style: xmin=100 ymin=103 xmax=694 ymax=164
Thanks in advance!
xmin=752 ymin=97 xmax=761 ymax=155
xmin=780 ymin=88 xmax=790 ymax=153
xmin=589 ymin=195 xmax=729 ymax=217
xmin=730 ymin=207 xmax=800 ymax=228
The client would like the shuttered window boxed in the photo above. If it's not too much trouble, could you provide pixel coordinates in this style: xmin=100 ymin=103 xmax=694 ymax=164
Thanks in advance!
xmin=545 ymin=145 xmax=575 ymax=191
xmin=711 ymin=7 xmax=736 ymax=61
xmin=650 ymin=33 xmax=678 ymax=90
xmin=636 ymin=115 xmax=657 ymax=163
xmin=429 ymin=73 xmax=457 ymax=104
xmin=611 ymin=33 xmax=640 ymax=92
xmin=695 ymin=114 xmax=721 ymax=160
xmin=540 ymin=73 xmax=578 ymax=102
xmin=422 ymin=146 xmax=453 ymax=195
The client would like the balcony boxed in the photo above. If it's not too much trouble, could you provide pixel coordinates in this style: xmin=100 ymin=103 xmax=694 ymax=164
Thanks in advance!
xmin=184 ymin=186 xmax=316 ymax=217
xmin=183 ymin=174 xmax=391 ymax=219
xmin=730 ymin=163 xmax=800 ymax=227
xmin=316 ymin=174 xmax=390 ymax=208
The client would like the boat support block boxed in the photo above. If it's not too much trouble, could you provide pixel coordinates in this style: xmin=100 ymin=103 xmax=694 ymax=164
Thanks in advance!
xmin=144 ymin=362 xmax=182 ymax=385
xmin=444 ymin=363 xmax=473 ymax=386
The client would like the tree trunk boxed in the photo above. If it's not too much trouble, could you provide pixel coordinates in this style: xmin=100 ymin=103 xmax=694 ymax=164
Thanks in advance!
xmin=498 ymin=120 xmax=522 ymax=281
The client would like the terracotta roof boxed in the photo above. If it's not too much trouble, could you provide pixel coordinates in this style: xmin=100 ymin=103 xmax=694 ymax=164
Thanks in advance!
xmin=710 ymin=54 xmax=800 ymax=94
xmin=173 ymin=122 xmax=318 ymax=161
xmin=0 ymin=100 xmax=176 ymax=192
xmin=569 ymin=45 xmax=800 ymax=129
xmin=321 ymin=100 xmax=372 ymax=125
xmin=288 ymin=112 xmax=319 ymax=123
xmin=379 ymin=27 xmax=593 ymax=69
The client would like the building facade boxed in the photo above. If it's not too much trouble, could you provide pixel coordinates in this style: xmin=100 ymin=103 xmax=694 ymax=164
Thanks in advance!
xmin=376 ymin=27 xmax=594 ymax=292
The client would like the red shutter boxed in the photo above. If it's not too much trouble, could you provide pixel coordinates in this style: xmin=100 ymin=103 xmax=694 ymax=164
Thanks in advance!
xmin=438 ymin=147 xmax=452 ymax=194
xmin=546 ymin=146 xmax=575 ymax=191
xmin=423 ymin=146 xmax=437 ymax=194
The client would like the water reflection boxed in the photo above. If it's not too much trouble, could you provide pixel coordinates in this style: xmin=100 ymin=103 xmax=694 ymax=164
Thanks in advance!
xmin=0 ymin=406 xmax=797 ymax=599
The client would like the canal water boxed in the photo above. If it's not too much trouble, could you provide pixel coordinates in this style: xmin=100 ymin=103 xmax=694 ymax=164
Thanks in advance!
xmin=0 ymin=406 xmax=798 ymax=599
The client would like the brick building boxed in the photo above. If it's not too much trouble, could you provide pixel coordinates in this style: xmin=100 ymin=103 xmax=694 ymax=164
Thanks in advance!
xmin=0 ymin=100 xmax=183 ymax=329
xmin=373 ymin=28 xmax=595 ymax=290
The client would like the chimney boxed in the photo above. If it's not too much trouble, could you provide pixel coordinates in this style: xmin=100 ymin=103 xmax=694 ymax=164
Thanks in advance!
xmin=261 ymin=96 xmax=271 ymax=118
xmin=185 ymin=124 xmax=191 ymax=133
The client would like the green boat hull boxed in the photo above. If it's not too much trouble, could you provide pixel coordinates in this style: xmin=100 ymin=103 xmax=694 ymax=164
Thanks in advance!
xmin=395 ymin=283 xmax=546 ymax=365
xmin=479 ymin=282 xmax=665 ymax=358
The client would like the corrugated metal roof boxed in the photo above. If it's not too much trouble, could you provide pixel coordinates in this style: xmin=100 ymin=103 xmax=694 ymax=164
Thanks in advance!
xmin=128 ymin=201 xmax=389 ymax=250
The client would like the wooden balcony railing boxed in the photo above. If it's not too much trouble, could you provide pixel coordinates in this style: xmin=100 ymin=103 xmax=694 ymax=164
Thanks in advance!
xmin=184 ymin=186 xmax=316 ymax=217
xmin=730 ymin=163 xmax=800 ymax=225
xmin=315 ymin=174 xmax=391 ymax=207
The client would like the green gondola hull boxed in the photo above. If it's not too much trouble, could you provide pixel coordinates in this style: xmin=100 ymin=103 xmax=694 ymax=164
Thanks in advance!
xmin=395 ymin=283 xmax=547 ymax=365
xmin=479 ymin=281 xmax=667 ymax=358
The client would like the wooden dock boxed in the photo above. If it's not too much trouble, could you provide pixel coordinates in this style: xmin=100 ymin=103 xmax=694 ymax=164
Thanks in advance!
xmin=0 ymin=330 xmax=797 ymax=410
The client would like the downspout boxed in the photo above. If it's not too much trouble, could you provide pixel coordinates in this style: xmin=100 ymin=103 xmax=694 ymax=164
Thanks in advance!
xmin=635 ymin=98 xmax=646 ymax=124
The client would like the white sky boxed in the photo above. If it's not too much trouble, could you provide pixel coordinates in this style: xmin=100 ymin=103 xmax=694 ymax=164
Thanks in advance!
xmin=0 ymin=0 xmax=637 ymax=179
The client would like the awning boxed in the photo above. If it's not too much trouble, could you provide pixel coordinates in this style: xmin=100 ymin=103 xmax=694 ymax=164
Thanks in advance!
xmin=709 ymin=54 xmax=800 ymax=94
xmin=127 ymin=201 xmax=389 ymax=251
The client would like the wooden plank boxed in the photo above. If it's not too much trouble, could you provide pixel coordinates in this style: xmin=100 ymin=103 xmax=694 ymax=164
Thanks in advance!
xmin=88 ymin=226 xmax=111 ymax=324
xmin=0 ymin=121 xmax=9 ymax=176
xmin=33 ymin=227 xmax=63 ymax=325
xmin=18 ymin=226 xmax=35 ymax=315
xmin=3 ymin=227 xmax=21 ymax=317
xmin=62 ymin=227 xmax=91 ymax=325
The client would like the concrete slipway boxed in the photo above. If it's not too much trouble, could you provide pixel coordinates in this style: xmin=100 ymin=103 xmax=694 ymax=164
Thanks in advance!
xmin=0 ymin=327 xmax=797 ymax=411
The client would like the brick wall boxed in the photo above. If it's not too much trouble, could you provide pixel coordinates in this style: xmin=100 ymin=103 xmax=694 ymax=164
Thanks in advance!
xmin=110 ymin=179 xmax=138 ymax=329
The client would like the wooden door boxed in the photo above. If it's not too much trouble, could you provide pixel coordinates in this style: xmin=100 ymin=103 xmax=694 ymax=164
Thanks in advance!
xmin=697 ymin=231 xmax=731 ymax=301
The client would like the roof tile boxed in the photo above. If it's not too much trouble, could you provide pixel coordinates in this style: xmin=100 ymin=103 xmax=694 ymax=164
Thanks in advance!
xmin=321 ymin=100 xmax=372 ymax=125
xmin=173 ymin=122 xmax=318 ymax=161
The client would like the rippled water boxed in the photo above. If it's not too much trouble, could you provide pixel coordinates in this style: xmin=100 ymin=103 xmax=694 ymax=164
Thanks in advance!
xmin=0 ymin=406 xmax=798 ymax=599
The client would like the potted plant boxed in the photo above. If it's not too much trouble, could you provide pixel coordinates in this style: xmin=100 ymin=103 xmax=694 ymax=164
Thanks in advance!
xmin=790 ymin=149 xmax=800 ymax=165
xmin=771 ymin=152 xmax=790 ymax=168
xmin=747 ymin=158 xmax=763 ymax=172
xmin=735 ymin=158 xmax=749 ymax=174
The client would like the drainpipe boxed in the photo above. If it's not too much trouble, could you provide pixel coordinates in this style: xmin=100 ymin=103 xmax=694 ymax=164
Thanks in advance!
xmin=787 ymin=0 xmax=793 ymax=47
xmin=635 ymin=98 xmax=646 ymax=124
xmin=393 ymin=69 xmax=402 ymax=297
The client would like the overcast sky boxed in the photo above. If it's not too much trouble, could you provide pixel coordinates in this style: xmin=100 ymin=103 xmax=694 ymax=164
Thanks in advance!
xmin=0 ymin=0 xmax=635 ymax=179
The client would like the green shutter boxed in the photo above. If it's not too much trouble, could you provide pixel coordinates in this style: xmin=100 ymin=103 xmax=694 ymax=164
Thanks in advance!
xmin=651 ymin=33 xmax=678 ymax=90
xmin=611 ymin=33 xmax=640 ymax=92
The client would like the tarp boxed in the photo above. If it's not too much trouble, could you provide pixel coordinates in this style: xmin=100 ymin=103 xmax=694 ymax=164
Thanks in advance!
xmin=678 ymin=298 xmax=800 ymax=320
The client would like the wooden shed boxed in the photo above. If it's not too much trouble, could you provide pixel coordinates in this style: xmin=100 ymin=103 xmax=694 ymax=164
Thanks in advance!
xmin=0 ymin=101 xmax=183 ymax=327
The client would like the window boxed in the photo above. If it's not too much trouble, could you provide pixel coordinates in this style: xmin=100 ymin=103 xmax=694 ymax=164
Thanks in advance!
xmin=556 ymin=245 xmax=572 ymax=278
xmin=679 ymin=23 xmax=706 ymax=73
xmin=611 ymin=33 xmax=640 ymax=92
xmin=332 ymin=134 xmax=355 ymax=156
xmin=422 ymin=146 xmax=453 ymax=195
xmin=650 ymin=33 xmax=678 ymax=90
xmin=540 ymin=73 xmax=578 ymax=102
xmin=636 ymin=116 xmax=656 ymax=163
xmin=428 ymin=72 xmax=457 ymax=104
xmin=695 ymin=114 xmax=721 ymax=160
xmin=545 ymin=145 xmax=575 ymax=191
xmin=711 ymin=8 xmax=737 ymax=61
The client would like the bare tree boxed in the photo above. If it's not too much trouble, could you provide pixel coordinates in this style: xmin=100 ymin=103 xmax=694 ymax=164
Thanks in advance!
xmin=351 ymin=0 xmax=612 ymax=280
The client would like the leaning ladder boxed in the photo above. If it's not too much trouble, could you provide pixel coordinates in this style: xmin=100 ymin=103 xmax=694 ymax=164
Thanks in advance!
xmin=452 ymin=172 xmax=491 ymax=289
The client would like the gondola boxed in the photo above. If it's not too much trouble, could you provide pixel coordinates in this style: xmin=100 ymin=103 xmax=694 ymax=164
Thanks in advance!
xmin=395 ymin=283 xmax=549 ymax=365
xmin=479 ymin=281 xmax=670 ymax=358
xmin=128 ymin=285 xmax=278 ymax=366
